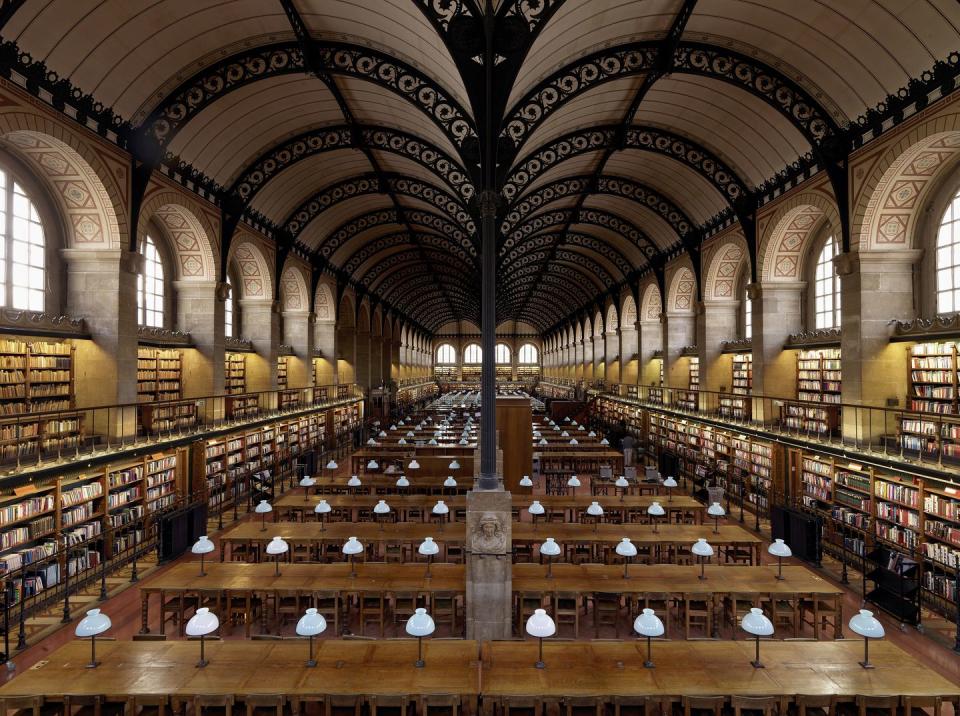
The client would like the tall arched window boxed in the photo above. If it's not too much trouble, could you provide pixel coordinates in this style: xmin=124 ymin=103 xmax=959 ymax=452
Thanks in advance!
xmin=0 ymin=172 xmax=46 ymax=311
xmin=436 ymin=343 xmax=456 ymax=364
xmin=495 ymin=343 xmax=511 ymax=364
xmin=813 ymin=235 xmax=840 ymax=329
xmin=224 ymin=285 xmax=234 ymax=338
xmin=937 ymin=189 xmax=960 ymax=313
xmin=464 ymin=344 xmax=482 ymax=363
xmin=138 ymin=234 xmax=165 ymax=328
xmin=518 ymin=343 xmax=539 ymax=363
xmin=743 ymin=293 xmax=752 ymax=340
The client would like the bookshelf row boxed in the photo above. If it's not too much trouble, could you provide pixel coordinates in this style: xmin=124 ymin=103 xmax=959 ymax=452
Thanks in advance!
xmin=0 ymin=338 xmax=75 ymax=416
xmin=225 ymin=352 xmax=246 ymax=395
xmin=137 ymin=347 xmax=182 ymax=403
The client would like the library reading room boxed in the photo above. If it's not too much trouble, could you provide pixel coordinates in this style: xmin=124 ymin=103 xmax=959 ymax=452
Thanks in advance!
xmin=0 ymin=0 xmax=959 ymax=714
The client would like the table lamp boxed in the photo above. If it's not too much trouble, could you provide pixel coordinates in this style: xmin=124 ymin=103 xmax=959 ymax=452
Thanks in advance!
xmin=849 ymin=609 xmax=884 ymax=668
xmin=406 ymin=431 xmax=415 ymax=437
xmin=540 ymin=537 xmax=561 ymax=578
xmin=374 ymin=499 xmax=392 ymax=530
xmin=662 ymin=475 xmax=678 ymax=502
xmin=741 ymin=607 xmax=774 ymax=668
xmin=586 ymin=501 xmax=604 ymax=533
xmin=399 ymin=438 xmax=407 ymax=445
xmin=396 ymin=474 xmax=410 ymax=488
xmin=616 ymin=537 xmax=638 ymax=578
xmin=615 ymin=475 xmax=629 ymax=502
xmin=633 ymin=608 xmax=664 ymax=668
xmin=315 ymin=499 xmax=331 ymax=531
xmin=561 ymin=431 xmax=569 ymax=437
xmin=647 ymin=501 xmax=665 ymax=533
xmin=564 ymin=417 xmax=570 ymax=423
xmin=266 ymin=536 xmax=289 ymax=576
xmin=343 ymin=536 xmax=364 ymax=577
xmin=525 ymin=609 xmax=556 ymax=669
xmin=419 ymin=536 xmax=440 ymax=578
xmin=692 ymin=538 xmax=713 ymax=580
xmin=444 ymin=475 xmax=457 ymax=494
xmin=432 ymin=500 xmax=449 ymax=532
xmin=707 ymin=502 xmax=725 ymax=534
xmin=567 ymin=475 xmax=581 ymax=497
xmin=367 ymin=438 xmax=377 ymax=446
xmin=366 ymin=459 xmax=379 ymax=471
xmin=519 ymin=475 xmax=533 ymax=488
xmin=390 ymin=424 xmax=397 ymax=431
xmin=378 ymin=430 xmax=387 ymax=438
xmin=459 ymin=438 xmax=469 ymax=445
xmin=529 ymin=500 xmax=545 ymax=530
xmin=254 ymin=500 xmax=273 ymax=532
xmin=185 ymin=607 xmax=219 ymax=667
xmin=191 ymin=535 xmax=215 ymax=576
xmin=300 ymin=474 xmax=316 ymax=502
xmin=533 ymin=431 xmax=541 ymax=438
xmin=768 ymin=538 xmax=792 ymax=580
xmin=588 ymin=430 xmax=596 ymax=437
xmin=539 ymin=438 xmax=548 ymax=446
xmin=75 ymin=608 xmax=111 ymax=668
xmin=428 ymin=438 xmax=438 ymax=445
xmin=600 ymin=438 xmax=610 ymax=446
xmin=326 ymin=458 xmax=338 ymax=473
xmin=409 ymin=459 xmax=420 ymax=470
xmin=348 ymin=474 xmax=362 ymax=490
xmin=296 ymin=607 xmax=327 ymax=667
xmin=569 ymin=438 xmax=578 ymax=445
xmin=449 ymin=459 xmax=460 ymax=470
xmin=406 ymin=608 xmax=436 ymax=667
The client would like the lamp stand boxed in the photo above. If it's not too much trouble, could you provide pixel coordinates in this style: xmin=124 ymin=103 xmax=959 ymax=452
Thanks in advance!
xmin=750 ymin=635 xmax=764 ymax=668
xmin=303 ymin=485 xmax=309 ymax=502
xmin=306 ymin=634 xmax=316 ymax=668
xmin=535 ymin=637 xmax=545 ymax=669
xmin=415 ymin=636 xmax=425 ymax=668
xmin=713 ymin=517 xmax=720 ymax=534
xmin=86 ymin=635 xmax=99 ymax=669
xmin=425 ymin=554 xmax=432 ymax=579
xmin=532 ymin=514 xmax=537 ymax=532
xmin=776 ymin=556 xmax=785 ymax=580
xmin=546 ymin=556 xmax=553 ymax=579
xmin=260 ymin=511 xmax=267 ymax=532
xmin=667 ymin=487 xmax=672 ymax=503
xmin=320 ymin=514 xmax=325 ymax=532
xmin=859 ymin=637 xmax=874 ymax=669
xmin=349 ymin=555 xmax=356 ymax=578
xmin=644 ymin=636 xmax=654 ymax=669
xmin=623 ymin=557 xmax=630 ymax=579
xmin=199 ymin=552 xmax=206 ymax=577
xmin=274 ymin=556 xmax=281 ymax=577
xmin=197 ymin=634 xmax=208 ymax=668
xmin=698 ymin=557 xmax=706 ymax=580
xmin=653 ymin=518 xmax=659 ymax=534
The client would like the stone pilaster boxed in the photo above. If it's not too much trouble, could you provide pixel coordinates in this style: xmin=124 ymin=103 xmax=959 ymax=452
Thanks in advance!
xmin=639 ymin=319 xmax=662 ymax=386
xmin=698 ymin=300 xmax=738 ymax=392
xmin=751 ymin=282 xmax=803 ymax=420
xmin=605 ymin=330 xmax=620 ymax=384
xmin=283 ymin=309 xmax=313 ymax=388
xmin=355 ymin=330 xmax=371 ymax=389
xmin=621 ymin=323 xmax=638 ymax=385
xmin=174 ymin=280 xmax=224 ymax=398
xmin=240 ymin=298 xmax=279 ymax=391
xmin=662 ymin=311 xmax=695 ymax=389
xmin=314 ymin=320 xmax=336 ymax=386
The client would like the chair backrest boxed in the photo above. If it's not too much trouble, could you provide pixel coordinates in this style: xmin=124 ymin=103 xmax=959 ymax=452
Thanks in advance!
xmin=1 ymin=696 xmax=42 ymax=716
xmin=324 ymin=695 xmax=361 ymax=716
xmin=683 ymin=696 xmax=726 ymax=716
xmin=795 ymin=694 xmax=834 ymax=716
xmin=65 ymin=694 xmax=103 ymax=716
xmin=243 ymin=694 xmax=284 ymax=716
xmin=194 ymin=693 xmax=234 ymax=716
xmin=857 ymin=696 xmax=899 ymax=716
xmin=132 ymin=634 xmax=167 ymax=642
xmin=730 ymin=695 xmax=781 ymax=716
xmin=127 ymin=694 xmax=169 ymax=716
xmin=250 ymin=635 xmax=282 ymax=641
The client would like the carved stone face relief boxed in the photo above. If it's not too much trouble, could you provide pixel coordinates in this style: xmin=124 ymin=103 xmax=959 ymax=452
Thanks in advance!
xmin=472 ymin=511 xmax=507 ymax=554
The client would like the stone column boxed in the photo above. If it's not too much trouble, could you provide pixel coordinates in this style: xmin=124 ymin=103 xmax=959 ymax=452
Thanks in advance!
xmin=173 ymin=280 xmax=223 ymax=397
xmin=370 ymin=337 xmax=383 ymax=387
xmin=465 ymin=490 xmax=512 ymax=640
xmin=605 ymin=330 xmax=620 ymax=384
xmin=621 ymin=323 xmax=639 ymax=385
xmin=839 ymin=251 xmax=919 ymax=443
xmin=337 ymin=327 xmax=355 ymax=384
xmin=663 ymin=311 xmax=695 ymax=388
xmin=240 ymin=298 xmax=279 ymax=391
xmin=283 ymin=309 xmax=313 ymax=388
xmin=355 ymin=330 xmax=371 ymax=389
xmin=698 ymin=300 xmax=738 ymax=392
xmin=639 ymin=319 xmax=662 ymax=386
xmin=751 ymin=282 xmax=803 ymax=421
xmin=314 ymin=320 xmax=336 ymax=386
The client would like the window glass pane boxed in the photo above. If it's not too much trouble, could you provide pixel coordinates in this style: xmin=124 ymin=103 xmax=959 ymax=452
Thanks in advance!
xmin=138 ymin=234 xmax=165 ymax=327
xmin=813 ymin=235 xmax=839 ymax=329
xmin=7 ymin=180 xmax=45 ymax=311
xmin=936 ymin=190 xmax=960 ymax=315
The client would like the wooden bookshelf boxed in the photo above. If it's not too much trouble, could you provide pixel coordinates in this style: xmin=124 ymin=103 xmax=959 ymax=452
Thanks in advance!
xmin=907 ymin=342 xmax=957 ymax=414
xmin=137 ymin=347 xmax=182 ymax=403
xmin=720 ymin=353 xmax=752 ymax=420
xmin=0 ymin=338 xmax=76 ymax=415
xmin=225 ymin=352 xmax=246 ymax=395
xmin=517 ymin=366 xmax=540 ymax=380
xmin=797 ymin=347 xmax=842 ymax=404
xmin=434 ymin=366 xmax=458 ymax=382
xmin=139 ymin=400 xmax=198 ymax=433
xmin=689 ymin=357 xmax=699 ymax=390
xmin=277 ymin=356 xmax=288 ymax=389
xmin=462 ymin=365 xmax=481 ymax=382
xmin=279 ymin=389 xmax=301 ymax=411
xmin=225 ymin=394 xmax=259 ymax=420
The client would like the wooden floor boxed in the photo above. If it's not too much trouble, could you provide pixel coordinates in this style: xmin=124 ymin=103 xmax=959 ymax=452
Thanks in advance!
xmin=3 ymin=454 xmax=958 ymax=694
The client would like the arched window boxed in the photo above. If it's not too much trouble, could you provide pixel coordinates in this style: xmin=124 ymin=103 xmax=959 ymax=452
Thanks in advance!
xmin=464 ymin=344 xmax=482 ymax=363
xmin=224 ymin=285 xmax=234 ymax=338
xmin=518 ymin=343 xmax=539 ymax=364
xmin=436 ymin=343 xmax=456 ymax=364
xmin=138 ymin=234 xmax=165 ymax=328
xmin=813 ymin=235 xmax=840 ymax=329
xmin=495 ymin=343 xmax=511 ymax=364
xmin=743 ymin=292 xmax=752 ymax=340
xmin=0 ymin=172 xmax=46 ymax=311
xmin=936 ymin=189 xmax=960 ymax=313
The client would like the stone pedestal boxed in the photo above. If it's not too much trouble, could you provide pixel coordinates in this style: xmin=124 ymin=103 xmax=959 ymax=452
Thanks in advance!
xmin=465 ymin=488 xmax=513 ymax=640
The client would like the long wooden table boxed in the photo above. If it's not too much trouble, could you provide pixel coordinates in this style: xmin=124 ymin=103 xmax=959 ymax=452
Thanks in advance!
xmin=139 ymin=562 xmax=465 ymax=634
xmin=479 ymin=640 xmax=960 ymax=701
xmin=0 ymin=640 xmax=481 ymax=707
xmin=313 ymin=475 xmax=473 ymax=494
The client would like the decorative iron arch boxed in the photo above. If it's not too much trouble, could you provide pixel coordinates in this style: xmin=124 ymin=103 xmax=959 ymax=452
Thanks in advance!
xmin=318 ymin=208 xmax=477 ymax=261
xmin=500 ymin=229 xmax=634 ymax=279
xmin=343 ymin=236 xmax=475 ymax=284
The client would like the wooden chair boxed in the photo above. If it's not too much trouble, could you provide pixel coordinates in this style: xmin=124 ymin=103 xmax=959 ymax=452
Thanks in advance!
xmin=312 ymin=591 xmax=341 ymax=636
xmin=193 ymin=697 xmax=234 ymax=716
xmin=794 ymin=695 xmax=835 ymax=716
xmin=611 ymin=696 xmax=646 ymax=716
xmin=562 ymin=697 xmax=603 ymax=716
xmin=770 ymin=593 xmax=799 ymax=638
xmin=391 ymin=592 xmax=420 ymax=625
xmin=419 ymin=695 xmax=460 ymax=716
xmin=0 ymin=696 xmax=44 ymax=716
xmin=323 ymin=696 xmax=361 ymax=716
xmin=65 ymin=695 xmax=123 ymax=716
xmin=592 ymin=592 xmax=621 ymax=637
xmin=431 ymin=592 xmax=459 ymax=636
xmin=132 ymin=634 xmax=167 ymax=642
xmin=633 ymin=593 xmax=672 ymax=637
xmin=554 ymin=592 xmax=581 ymax=638
xmin=856 ymin=696 xmax=900 ymax=716
xmin=644 ymin=697 xmax=682 ymax=716
xmin=366 ymin=696 xmax=411 ymax=716
xmin=902 ymin=695 xmax=943 ymax=716
xmin=516 ymin=592 xmax=546 ymax=635
xmin=682 ymin=696 xmax=725 ymax=716
xmin=360 ymin=592 xmax=385 ymax=637
xmin=241 ymin=696 xmax=285 ymax=716
xmin=800 ymin=594 xmax=840 ymax=639
xmin=724 ymin=593 xmax=757 ymax=637
xmin=680 ymin=593 xmax=713 ymax=638
xmin=275 ymin=590 xmax=305 ymax=629
xmin=124 ymin=695 xmax=169 ymax=716
xmin=160 ymin=592 xmax=197 ymax=636
xmin=730 ymin=696 xmax=782 ymax=716
xmin=288 ymin=696 xmax=325 ymax=716
xmin=225 ymin=591 xmax=258 ymax=637
xmin=497 ymin=696 xmax=548 ymax=716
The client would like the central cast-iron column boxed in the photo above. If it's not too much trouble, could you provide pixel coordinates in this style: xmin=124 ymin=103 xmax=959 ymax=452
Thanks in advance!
xmin=478 ymin=188 xmax=499 ymax=490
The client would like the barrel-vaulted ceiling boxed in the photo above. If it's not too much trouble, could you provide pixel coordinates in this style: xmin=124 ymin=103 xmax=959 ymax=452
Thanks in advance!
xmin=4 ymin=0 xmax=959 ymax=332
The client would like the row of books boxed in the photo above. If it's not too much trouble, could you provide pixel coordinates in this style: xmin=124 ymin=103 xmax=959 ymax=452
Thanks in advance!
xmin=874 ymin=480 xmax=919 ymax=506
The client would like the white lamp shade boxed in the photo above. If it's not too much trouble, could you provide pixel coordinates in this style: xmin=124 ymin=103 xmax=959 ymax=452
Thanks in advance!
xmin=367 ymin=438 xmax=377 ymax=446
xmin=390 ymin=425 xmax=397 ymax=431
xmin=192 ymin=536 xmax=215 ymax=555
xmin=519 ymin=475 xmax=533 ymax=487
xmin=185 ymin=607 xmax=219 ymax=636
xmin=533 ymin=432 xmax=541 ymax=438
xmin=741 ymin=607 xmax=774 ymax=637
xmin=525 ymin=609 xmax=557 ymax=638
xmin=396 ymin=475 xmax=410 ymax=487
xmin=540 ymin=537 xmax=562 ymax=557
xmin=588 ymin=431 xmax=596 ymax=437
xmin=428 ymin=439 xmax=438 ymax=445
xmin=409 ymin=460 xmax=420 ymax=469
xmin=528 ymin=500 xmax=545 ymax=515
xmin=615 ymin=476 xmax=629 ymax=488
xmin=569 ymin=439 xmax=579 ymax=445
xmin=398 ymin=438 xmax=408 ymax=445
xmin=849 ymin=609 xmax=885 ymax=638
xmin=768 ymin=538 xmax=792 ymax=558
xmin=266 ymin=536 xmax=289 ymax=556
xmin=347 ymin=475 xmax=362 ymax=487
xmin=564 ymin=417 xmax=571 ymax=422
xmin=418 ymin=537 xmax=440 ymax=556
xmin=600 ymin=438 xmax=610 ymax=446
xmin=691 ymin=538 xmax=714 ymax=557
xmin=567 ymin=475 xmax=581 ymax=487
xmin=615 ymin=538 xmax=638 ymax=558
xmin=300 ymin=476 xmax=316 ymax=488
xmin=378 ymin=431 xmax=387 ymax=438
xmin=373 ymin=500 xmax=391 ymax=514
xmin=367 ymin=460 xmax=379 ymax=470
xmin=561 ymin=431 xmax=569 ymax=437
xmin=539 ymin=438 xmax=548 ymax=445
xmin=342 ymin=537 xmax=364 ymax=555
xmin=707 ymin=502 xmax=726 ymax=517
xmin=406 ymin=431 xmax=415 ymax=438
xmin=459 ymin=438 xmax=469 ymax=445
xmin=405 ymin=608 xmax=436 ymax=637
xmin=315 ymin=500 xmax=331 ymax=514
xmin=647 ymin=502 xmax=665 ymax=517
xmin=296 ymin=608 xmax=327 ymax=637
xmin=449 ymin=460 xmax=460 ymax=469
xmin=663 ymin=476 xmax=678 ymax=488
xmin=633 ymin=608 xmax=665 ymax=637
xmin=255 ymin=500 xmax=273 ymax=514
xmin=75 ymin=608 xmax=111 ymax=637
xmin=587 ymin=501 xmax=604 ymax=516
xmin=432 ymin=500 xmax=449 ymax=515
xmin=326 ymin=459 xmax=338 ymax=470
xmin=444 ymin=476 xmax=457 ymax=487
